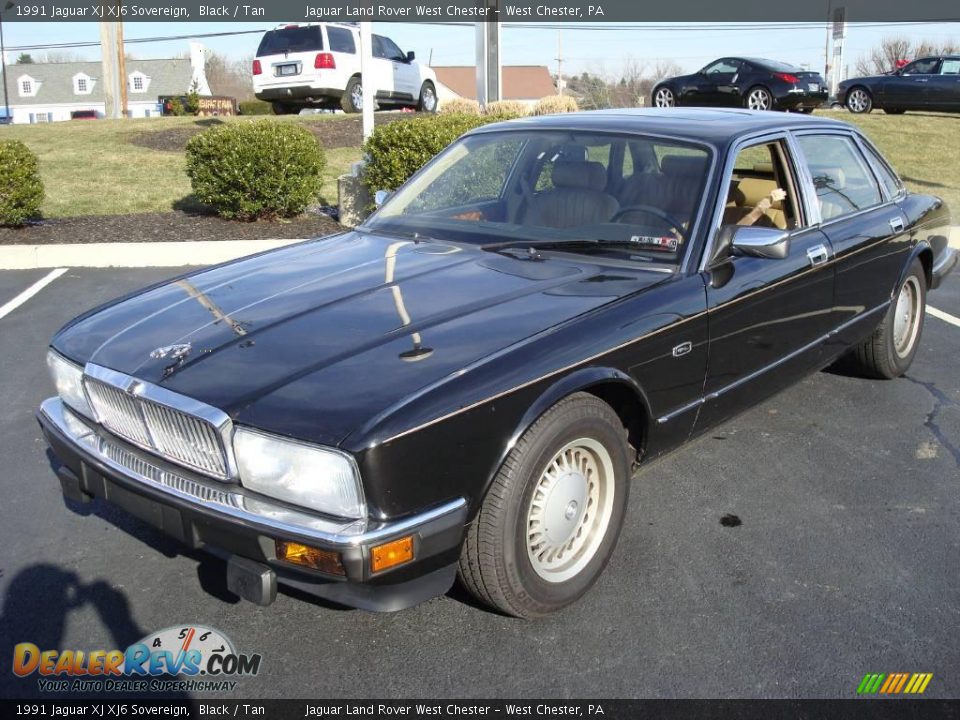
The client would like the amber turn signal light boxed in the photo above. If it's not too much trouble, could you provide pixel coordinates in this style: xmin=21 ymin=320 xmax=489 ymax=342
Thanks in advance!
xmin=276 ymin=540 xmax=345 ymax=576
xmin=370 ymin=535 xmax=414 ymax=573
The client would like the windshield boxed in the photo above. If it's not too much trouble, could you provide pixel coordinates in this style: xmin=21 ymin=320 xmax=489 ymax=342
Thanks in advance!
xmin=365 ymin=130 xmax=712 ymax=264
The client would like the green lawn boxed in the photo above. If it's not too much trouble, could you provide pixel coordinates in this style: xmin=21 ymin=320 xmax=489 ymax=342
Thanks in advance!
xmin=2 ymin=114 xmax=362 ymax=218
xmin=2 ymin=110 xmax=957 ymax=221
xmin=828 ymin=110 xmax=960 ymax=213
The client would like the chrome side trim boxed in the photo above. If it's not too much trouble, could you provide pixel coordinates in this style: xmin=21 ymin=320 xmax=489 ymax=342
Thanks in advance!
xmin=656 ymin=301 xmax=890 ymax=424
xmin=40 ymin=398 xmax=466 ymax=548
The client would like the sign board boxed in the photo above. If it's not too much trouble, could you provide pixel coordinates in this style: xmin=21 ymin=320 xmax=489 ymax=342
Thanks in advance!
xmin=832 ymin=7 xmax=847 ymax=39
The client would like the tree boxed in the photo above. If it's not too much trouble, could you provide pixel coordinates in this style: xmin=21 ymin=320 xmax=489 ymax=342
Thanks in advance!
xmin=16 ymin=53 xmax=34 ymax=64
xmin=855 ymin=36 xmax=960 ymax=75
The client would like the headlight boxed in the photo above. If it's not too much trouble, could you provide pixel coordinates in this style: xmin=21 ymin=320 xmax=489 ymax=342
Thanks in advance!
xmin=234 ymin=427 xmax=366 ymax=519
xmin=46 ymin=350 xmax=93 ymax=419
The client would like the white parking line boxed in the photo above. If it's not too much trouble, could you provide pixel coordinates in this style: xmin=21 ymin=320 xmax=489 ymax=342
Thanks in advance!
xmin=927 ymin=306 xmax=960 ymax=329
xmin=0 ymin=268 xmax=69 ymax=321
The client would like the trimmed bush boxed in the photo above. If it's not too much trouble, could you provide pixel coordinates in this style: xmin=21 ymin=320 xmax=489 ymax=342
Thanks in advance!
xmin=185 ymin=120 xmax=326 ymax=221
xmin=533 ymin=95 xmax=579 ymax=115
xmin=238 ymin=99 xmax=272 ymax=116
xmin=483 ymin=100 xmax=529 ymax=119
xmin=439 ymin=97 xmax=481 ymax=115
xmin=0 ymin=140 xmax=44 ymax=227
xmin=361 ymin=113 xmax=492 ymax=196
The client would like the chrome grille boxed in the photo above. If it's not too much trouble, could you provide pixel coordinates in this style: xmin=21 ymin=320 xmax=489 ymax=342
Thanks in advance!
xmin=83 ymin=374 xmax=229 ymax=479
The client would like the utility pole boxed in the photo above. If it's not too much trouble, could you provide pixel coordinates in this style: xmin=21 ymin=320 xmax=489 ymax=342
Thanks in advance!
xmin=0 ymin=2 xmax=12 ymax=123
xmin=555 ymin=30 xmax=563 ymax=95
xmin=823 ymin=0 xmax=832 ymax=92
xmin=359 ymin=22 xmax=373 ymax=140
xmin=117 ymin=9 xmax=128 ymax=118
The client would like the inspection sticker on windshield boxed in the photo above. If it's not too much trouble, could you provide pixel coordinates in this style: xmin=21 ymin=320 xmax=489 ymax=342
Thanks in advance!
xmin=630 ymin=235 xmax=679 ymax=252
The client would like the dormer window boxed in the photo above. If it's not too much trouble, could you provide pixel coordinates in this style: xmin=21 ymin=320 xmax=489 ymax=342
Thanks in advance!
xmin=18 ymin=75 xmax=38 ymax=98
xmin=73 ymin=73 xmax=94 ymax=95
xmin=129 ymin=71 xmax=149 ymax=93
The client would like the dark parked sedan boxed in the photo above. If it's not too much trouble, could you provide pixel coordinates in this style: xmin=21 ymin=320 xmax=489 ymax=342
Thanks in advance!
xmin=652 ymin=57 xmax=827 ymax=112
xmin=839 ymin=56 xmax=960 ymax=114
xmin=38 ymin=110 xmax=955 ymax=618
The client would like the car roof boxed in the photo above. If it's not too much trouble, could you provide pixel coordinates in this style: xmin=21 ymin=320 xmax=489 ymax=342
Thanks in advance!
xmin=473 ymin=108 xmax=854 ymax=147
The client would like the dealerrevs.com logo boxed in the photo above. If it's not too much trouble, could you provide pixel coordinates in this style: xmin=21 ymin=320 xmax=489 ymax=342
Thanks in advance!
xmin=12 ymin=625 xmax=262 ymax=693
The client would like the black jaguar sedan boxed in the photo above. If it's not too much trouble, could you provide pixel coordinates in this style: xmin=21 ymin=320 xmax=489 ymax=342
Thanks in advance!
xmin=39 ymin=109 xmax=955 ymax=618
xmin=652 ymin=57 xmax=827 ymax=112
xmin=839 ymin=55 xmax=960 ymax=114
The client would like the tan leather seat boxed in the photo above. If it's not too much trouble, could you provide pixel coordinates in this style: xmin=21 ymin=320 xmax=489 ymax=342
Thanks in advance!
xmin=619 ymin=155 xmax=707 ymax=224
xmin=522 ymin=161 xmax=619 ymax=229
xmin=721 ymin=177 xmax=786 ymax=228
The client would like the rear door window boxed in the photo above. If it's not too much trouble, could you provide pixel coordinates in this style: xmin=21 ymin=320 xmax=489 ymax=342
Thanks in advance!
xmin=257 ymin=26 xmax=324 ymax=56
xmin=795 ymin=135 xmax=883 ymax=220
xmin=940 ymin=58 xmax=960 ymax=75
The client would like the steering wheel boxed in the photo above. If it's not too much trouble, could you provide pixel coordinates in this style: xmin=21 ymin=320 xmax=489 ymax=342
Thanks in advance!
xmin=611 ymin=204 xmax=687 ymax=240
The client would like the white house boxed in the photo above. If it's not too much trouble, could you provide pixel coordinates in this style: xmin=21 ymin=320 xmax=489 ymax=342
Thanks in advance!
xmin=0 ymin=42 xmax=211 ymax=124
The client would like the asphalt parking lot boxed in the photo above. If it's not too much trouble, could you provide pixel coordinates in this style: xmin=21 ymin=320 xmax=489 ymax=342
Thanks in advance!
xmin=0 ymin=265 xmax=958 ymax=700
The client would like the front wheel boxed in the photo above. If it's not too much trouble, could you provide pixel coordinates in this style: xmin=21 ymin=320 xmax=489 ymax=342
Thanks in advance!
xmin=417 ymin=81 xmax=438 ymax=113
xmin=458 ymin=393 xmax=631 ymax=618
xmin=745 ymin=86 xmax=774 ymax=111
xmin=849 ymin=259 xmax=926 ymax=379
xmin=341 ymin=77 xmax=363 ymax=113
xmin=846 ymin=87 xmax=873 ymax=113
xmin=652 ymin=86 xmax=676 ymax=108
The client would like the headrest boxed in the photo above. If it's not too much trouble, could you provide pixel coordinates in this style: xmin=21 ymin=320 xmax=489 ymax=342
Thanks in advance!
xmin=552 ymin=161 xmax=607 ymax=191
xmin=661 ymin=154 xmax=707 ymax=178
xmin=752 ymin=162 xmax=775 ymax=175
xmin=810 ymin=166 xmax=846 ymax=190
xmin=737 ymin=177 xmax=782 ymax=208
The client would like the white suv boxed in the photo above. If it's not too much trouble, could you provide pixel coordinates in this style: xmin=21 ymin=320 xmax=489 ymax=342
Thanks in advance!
xmin=252 ymin=23 xmax=438 ymax=115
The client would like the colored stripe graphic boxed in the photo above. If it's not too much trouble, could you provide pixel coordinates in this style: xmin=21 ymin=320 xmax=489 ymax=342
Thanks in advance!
xmin=858 ymin=673 xmax=932 ymax=695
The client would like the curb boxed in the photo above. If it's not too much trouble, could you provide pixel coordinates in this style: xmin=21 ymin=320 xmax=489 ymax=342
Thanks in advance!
xmin=0 ymin=239 xmax=307 ymax=270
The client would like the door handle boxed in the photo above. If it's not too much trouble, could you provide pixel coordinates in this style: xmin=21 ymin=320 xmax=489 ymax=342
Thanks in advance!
xmin=914 ymin=78 xmax=929 ymax=82
xmin=889 ymin=216 xmax=905 ymax=233
xmin=807 ymin=244 xmax=829 ymax=267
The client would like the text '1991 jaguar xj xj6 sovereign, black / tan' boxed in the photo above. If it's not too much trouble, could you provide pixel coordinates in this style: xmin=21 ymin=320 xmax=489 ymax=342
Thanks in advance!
xmin=38 ymin=109 xmax=956 ymax=618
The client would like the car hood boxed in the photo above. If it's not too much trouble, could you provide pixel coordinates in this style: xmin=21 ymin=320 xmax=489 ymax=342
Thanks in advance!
xmin=53 ymin=231 xmax=668 ymax=446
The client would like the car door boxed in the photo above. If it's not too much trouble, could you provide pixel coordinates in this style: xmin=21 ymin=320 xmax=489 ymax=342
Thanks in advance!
xmin=377 ymin=35 xmax=417 ymax=102
xmin=697 ymin=58 xmax=743 ymax=106
xmin=883 ymin=57 xmax=941 ymax=108
xmin=693 ymin=133 xmax=836 ymax=431
xmin=929 ymin=57 xmax=960 ymax=110
xmin=369 ymin=35 xmax=395 ymax=100
xmin=792 ymin=131 xmax=911 ymax=351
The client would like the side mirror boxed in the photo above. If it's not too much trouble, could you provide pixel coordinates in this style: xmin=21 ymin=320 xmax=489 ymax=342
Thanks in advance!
xmin=406 ymin=50 xmax=415 ymax=63
xmin=730 ymin=225 xmax=791 ymax=259
xmin=374 ymin=189 xmax=392 ymax=208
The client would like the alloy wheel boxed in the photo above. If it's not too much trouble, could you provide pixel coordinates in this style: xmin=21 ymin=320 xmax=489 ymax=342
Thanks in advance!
xmin=893 ymin=276 xmax=922 ymax=357
xmin=747 ymin=88 xmax=772 ymax=111
xmin=525 ymin=438 xmax=616 ymax=583
xmin=847 ymin=89 xmax=870 ymax=113
xmin=654 ymin=88 xmax=675 ymax=108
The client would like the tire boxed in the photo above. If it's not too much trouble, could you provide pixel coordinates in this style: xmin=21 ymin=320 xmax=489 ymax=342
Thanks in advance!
xmin=417 ymin=81 xmax=438 ymax=113
xmin=745 ymin=86 xmax=774 ymax=111
xmin=846 ymin=87 xmax=873 ymax=113
xmin=884 ymin=107 xmax=906 ymax=115
xmin=849 ymin=259 xmax=926 ymax=379
xmin=341 ymin=76 xmax=363 ymax=113
xmin=270 ymin=102 xmax=298 ymax=116
xmin=652 ymin=86 xmax=676 ymax=108
xmin=458 ymin=393 xmax=631 ymax=618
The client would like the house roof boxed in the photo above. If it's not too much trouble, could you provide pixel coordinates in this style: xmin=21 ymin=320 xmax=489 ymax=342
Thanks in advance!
xmin=432 ymin=65 xmax=556 ymax=101
xmin=0 ymin=59 xmax=195 ymax=106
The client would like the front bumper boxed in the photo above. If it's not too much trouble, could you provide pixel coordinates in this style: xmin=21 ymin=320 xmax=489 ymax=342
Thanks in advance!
xmin=37 ymin=397 xmax=468 ymax=611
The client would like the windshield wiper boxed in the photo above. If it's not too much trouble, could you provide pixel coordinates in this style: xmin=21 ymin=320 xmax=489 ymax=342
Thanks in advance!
xmin=482 ymin=237 xmax=676 ymax=255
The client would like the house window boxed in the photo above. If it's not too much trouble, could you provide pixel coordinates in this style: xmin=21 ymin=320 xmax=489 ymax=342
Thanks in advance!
xmin=35 ymin=113 xmax=50 ymax=123
xmin=133 ymin=76 xmax=144 ymax=91
xmin=129 ymin=73 xmax=147 ymax=93
xmin=77 ymin=78 xmax=87 ymax=92
xmin=21 ymin=80 xmax=32 ymax=95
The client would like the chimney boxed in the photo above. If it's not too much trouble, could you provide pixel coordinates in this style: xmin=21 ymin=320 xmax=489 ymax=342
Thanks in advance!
xmin=189 ymin=41 xmax=205 ymax=74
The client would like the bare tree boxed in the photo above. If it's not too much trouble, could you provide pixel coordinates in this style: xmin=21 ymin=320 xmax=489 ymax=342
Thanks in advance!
xmin=855 ymin=36 xmax=960 ymax=75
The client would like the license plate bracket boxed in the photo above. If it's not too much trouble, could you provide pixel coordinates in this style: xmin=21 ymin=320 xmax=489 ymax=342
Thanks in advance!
xmin=277 ymin=63 xmax=300 ymax=77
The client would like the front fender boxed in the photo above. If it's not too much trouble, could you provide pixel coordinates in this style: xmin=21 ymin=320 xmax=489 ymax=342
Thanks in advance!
xmin=475 ymin=366 xmax=650 ymax=519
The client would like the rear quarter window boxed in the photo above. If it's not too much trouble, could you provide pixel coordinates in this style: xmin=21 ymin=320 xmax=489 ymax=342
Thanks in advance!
xmin=327 ymin=27 xmax=356 ymax=54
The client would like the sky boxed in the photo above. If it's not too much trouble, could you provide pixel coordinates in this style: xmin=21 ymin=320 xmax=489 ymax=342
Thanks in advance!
xmin=2 ymin=21 xmax=959 ymax=78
